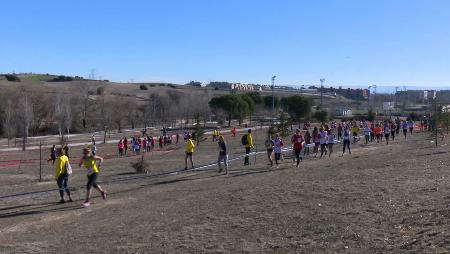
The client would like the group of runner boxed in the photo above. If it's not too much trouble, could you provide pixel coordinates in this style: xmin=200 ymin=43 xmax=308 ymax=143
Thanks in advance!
xmin=51 ymin=118 xmax=417 ymax=206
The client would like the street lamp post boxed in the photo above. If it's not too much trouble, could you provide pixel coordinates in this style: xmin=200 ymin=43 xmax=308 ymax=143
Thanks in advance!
xmin=320 ymin=78 xmax=325 ymax=108
xmin=271 ymin=76 xmax=276 ymax=115
xmin=368 ymin=85 xmax=372 ymax=109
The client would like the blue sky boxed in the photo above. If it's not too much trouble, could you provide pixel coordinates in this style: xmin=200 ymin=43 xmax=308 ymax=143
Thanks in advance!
xmin=1 ymin=0 xmax=450 ymax=88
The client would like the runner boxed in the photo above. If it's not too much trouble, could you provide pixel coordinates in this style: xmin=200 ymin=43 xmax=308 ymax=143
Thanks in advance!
xmin=123 ymin=137 xmax=128 ymax=155
xmin=374 ymin=124 xmax=383 ymax=143
xmin=402 ymin=120 xmax=408 ymax=139
xmin=337 ymin=123 xmax=343 ymax=141
xmin=273 ymin=133 xmax=283 ymax=169
xmin=217 ymin=135 xmax=228 ymax=174
xmin=319 ymin=127 xmax=328 ymax=158
xmin=118 ymin=139 xmax=124 ymax=157
xmin=363 ymin=125 xmax=371 ymax=144
xmin=55 ymin=148 xmax=72 ymax=203
xmin=265 ymin=135 xmax=274 ymax=167
xmin=370 ymin=123 xmax=375 ymax=143
xmin=384 ymin=122 xmax=391 ymax=145
xmin=390 ymin=122 xmax=396 ymax=140
xmin=78 ymin=147 xmax=106 ymax=207
xmin=303 ymin=130 xmax=312 ymax=156
xmin=351 ymin=124 xmax=360 ymax=143
xmin=408 ymin=120 xmax=415 ymax=135
xmin=184 ymin=134 xmax=195 ymax=170
xmin=342 ymin=127 xmax=351 ymax=155
xmin=327 ymin=130 xmax=336 ymax=157
xmin=48 ymin=145 xmax=57 ymax=164
xmin=242 ymin=129 xmax=254 ymax=166
xmin=312 ymin=127 xmax=320 ymax=158
xmin=291 ymin=129 xmax=304 ymax=168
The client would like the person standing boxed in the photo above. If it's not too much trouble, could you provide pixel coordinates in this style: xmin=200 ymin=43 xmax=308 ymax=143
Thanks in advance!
xmin=273 ymin=133 xmax=283 ymax=168
xmin=55 ymin=148 xmax=73 ymax=203
xmin=185 ymin=134 xmax=195 ymax=170
xmin=78 ymin=148 xmax=107 ymax=207
xmin=176 ymin=133 xmax=180 ymax=144
xmin=232 ymin=127 xmax=237 ymax=137
xmin=217 ymin=136 xmax=229 ymax=174
xmin=63 ymin=145 xmax=70 ymax=158
xmin=243 ymin=129 xmax=254 ymax=166
xmin=291 ymin=129 xmax=304 ymax=168
xmin=48 ymin=145 xmax=57 ymax=164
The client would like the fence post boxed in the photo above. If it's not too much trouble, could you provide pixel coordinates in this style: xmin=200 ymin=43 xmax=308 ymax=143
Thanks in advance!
xmin=39 ymin=142 xmax=42 ymax=182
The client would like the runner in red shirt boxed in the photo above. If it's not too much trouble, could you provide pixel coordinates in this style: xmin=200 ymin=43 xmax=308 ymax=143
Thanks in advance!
xmin=291 ymin=129 xmax=305 ymax=168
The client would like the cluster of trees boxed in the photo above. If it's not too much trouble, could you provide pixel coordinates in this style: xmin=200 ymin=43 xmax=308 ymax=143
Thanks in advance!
xmin=49 ymin=75 xmax=75 ymax=82
xmin=0 ymin=82 xmax=214 ymax=149
xmin=209 ymin=92 xmax=315 ymax=126
xmin=2 ymin=74 xmax=20 ymax=82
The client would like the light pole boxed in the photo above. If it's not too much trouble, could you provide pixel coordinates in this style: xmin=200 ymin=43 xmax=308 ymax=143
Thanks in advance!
xmin=320 ymin=78 xmax=325 ymax=108
xmin=271 ymin=76 xmax=276 ymax=115
xmin=368 ymin=85 xmax=372 ymax=109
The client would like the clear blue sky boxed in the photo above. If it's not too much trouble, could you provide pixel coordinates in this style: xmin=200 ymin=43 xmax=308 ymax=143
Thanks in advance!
xmin=1 ymin=0 xmax=450 ymax=88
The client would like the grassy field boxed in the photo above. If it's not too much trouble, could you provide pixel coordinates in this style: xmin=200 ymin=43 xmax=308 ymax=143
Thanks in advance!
xmin=0 ymin=128 xmax=449 ymax=253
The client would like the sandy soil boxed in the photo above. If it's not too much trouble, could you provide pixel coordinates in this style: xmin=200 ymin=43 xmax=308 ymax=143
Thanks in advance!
xmin=0 ymin=129 xmax=449 ymax=253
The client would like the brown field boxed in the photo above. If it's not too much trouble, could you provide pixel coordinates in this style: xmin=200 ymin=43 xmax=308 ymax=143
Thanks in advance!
xmin=0 ymin=128 xmax=449 ymax=253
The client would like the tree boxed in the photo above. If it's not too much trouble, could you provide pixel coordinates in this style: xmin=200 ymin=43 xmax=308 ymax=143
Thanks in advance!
xmin=367 ymin=108 xmax=376 ymax=122
xmin=209 ymin=94 xmax=252 ymax=126
xmin=193 ymin=113 xmax=205 ymax=146
xmin=2 ymin=99 xmax=16 ymax=147
xmin=246 ymin=92 xmax=263 ymax=104
xmin=263 ymin=95 xmax=280 ymax=110
xmin=16 ymin=88 xmax=34 ymax=151
xmin=313 ymin=110 xmax=328 ymax=124
xmin=281 ymin=95 xmax=312 ymax=123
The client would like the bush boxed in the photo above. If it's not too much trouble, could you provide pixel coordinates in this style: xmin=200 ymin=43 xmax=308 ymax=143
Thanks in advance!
xmin=130 ymin=154 xmax=149 ymax=174
xmin=4 ymin=74 xmax=20 ymax=82
xmin=313 ymin=110 xmax=328 ymax=123
xmin=50 ymin=75 xmax=74 ymax=82
xmin=139 ymin=84 xmax=148 ymax=90
xmin=96 ymin=86 xmax=104 ymax=95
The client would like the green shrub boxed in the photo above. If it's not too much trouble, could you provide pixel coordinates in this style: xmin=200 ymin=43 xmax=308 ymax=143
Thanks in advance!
xmin=139 ymin=84 xmax=148 ymax=90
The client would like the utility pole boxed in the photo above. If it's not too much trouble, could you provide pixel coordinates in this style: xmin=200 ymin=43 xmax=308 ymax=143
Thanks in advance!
xmin=320 ymin=78 xmax=325 ymax=108
xmin=271 ymin=76 xmax=276 ymax=116
xmin=368 ymin=85 xmax=372 ymax=109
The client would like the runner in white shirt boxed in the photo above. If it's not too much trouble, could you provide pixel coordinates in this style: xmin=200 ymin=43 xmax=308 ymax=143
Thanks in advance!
xmin=327 ymin=130 xmax=336 ymax=158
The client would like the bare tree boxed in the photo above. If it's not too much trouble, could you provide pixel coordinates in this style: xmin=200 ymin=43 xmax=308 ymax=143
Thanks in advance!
xmin=2 ymin=98 xmax=16 ymax=147
xmin=16 ymin=88 xmax=34 ymax=151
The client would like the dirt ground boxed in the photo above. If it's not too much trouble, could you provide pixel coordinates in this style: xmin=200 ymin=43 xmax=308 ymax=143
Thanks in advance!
xmin=0 ymin=128 xmax=450 ymax=253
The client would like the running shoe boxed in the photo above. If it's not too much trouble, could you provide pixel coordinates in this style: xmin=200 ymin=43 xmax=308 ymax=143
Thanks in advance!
xmin=82 ymin=202 xmax=91 ymax=207
xmin=101 ymin=191 xmax=107 ymax=200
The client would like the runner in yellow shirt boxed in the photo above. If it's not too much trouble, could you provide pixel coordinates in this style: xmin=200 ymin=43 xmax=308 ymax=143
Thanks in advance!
xmin=78 ymin=147 xmax=107 ymax=207
xmin=243 ymin=129 xmax=254 ymax=165
xmin=185 ymin=134 xmax=195 ymax=170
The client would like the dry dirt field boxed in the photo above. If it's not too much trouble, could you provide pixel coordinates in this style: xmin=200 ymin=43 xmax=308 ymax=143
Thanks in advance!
xmin=0 ymin=128 xmax=449 ymax=253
